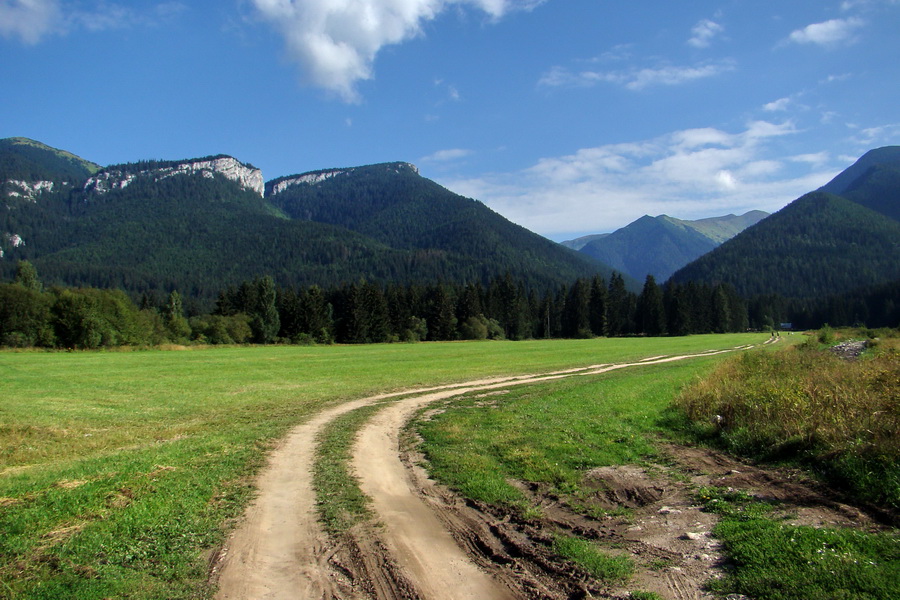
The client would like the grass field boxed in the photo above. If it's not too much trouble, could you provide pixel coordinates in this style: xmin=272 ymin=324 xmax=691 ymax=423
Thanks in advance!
xmin=0 ymin=335 xmax=759 ymax=599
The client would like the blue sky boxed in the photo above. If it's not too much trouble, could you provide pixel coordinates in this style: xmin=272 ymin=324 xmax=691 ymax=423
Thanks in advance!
xmin=2 ymin=0 xmax=899 ymax=240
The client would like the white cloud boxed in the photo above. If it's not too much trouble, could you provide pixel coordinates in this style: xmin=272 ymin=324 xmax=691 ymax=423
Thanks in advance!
xmin=0 ymin=0 xmax=62 ymax=44
xmin=72 ymin=2 xmax=133 ymax=33
xmin=439 ymin=120 xmax=839 ymax=238
xmin=251 ymin=0 xmax=543 ymax=102
xmin=789 ymin=152 xmax=831 ymax=166
xmin=540 ymin=59 xmax=735 ymax=90
xmin=841 ymin=0 xmax=900 ymax=10
xmin=0 ymin=1 xmax=178 ymax=43
xmin=687 ymin=18 xmax=723 ymax=48
xmin=421 ymin=148 xmax=472 ymax=162
xmin=763 ymin=97 xmax=791 ymax=112
xmin=851 ymin=123 xmax=900 ymax=147
xmin=787 ymin=17 xmax=864 ymax=46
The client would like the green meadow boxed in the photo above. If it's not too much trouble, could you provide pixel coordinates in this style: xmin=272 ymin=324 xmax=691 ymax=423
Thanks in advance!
xmin=0 ymin=335 xmax=757 ymax=599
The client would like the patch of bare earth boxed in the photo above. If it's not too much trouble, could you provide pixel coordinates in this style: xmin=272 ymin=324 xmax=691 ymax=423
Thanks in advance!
xmin=393 ymin=437 xmax=890 ymax=600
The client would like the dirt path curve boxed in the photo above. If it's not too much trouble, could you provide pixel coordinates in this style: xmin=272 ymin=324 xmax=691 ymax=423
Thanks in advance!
xmin=213 ymin=377 xmax=527 ymax=600
xmin=352 ymin=349 xmax=748 ymax=600
xmin=215 ymin=346 xmax=754 ymax=600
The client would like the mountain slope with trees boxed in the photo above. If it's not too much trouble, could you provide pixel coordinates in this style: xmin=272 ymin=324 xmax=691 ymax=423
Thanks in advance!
xmin=1 ymin=139 xmax=616 ymax=304
xmin=669 ymin=191 xmax=900 ymax=298
xmin=669 ymin=147 xmax=900 ymax=300
xmin=565 ymin=211 xmax=768 ymax=282
xmin=266 ymin=162 xmax=618 ymax=289
xmin=819 ymin=146 xmax=900 ymax=197
xmin=0 ymin=137 xmax=100 ymax=183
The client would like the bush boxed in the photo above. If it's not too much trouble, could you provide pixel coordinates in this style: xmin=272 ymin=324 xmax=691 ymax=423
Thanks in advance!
xmin=0 ymin=283 xmax=54 ymax=347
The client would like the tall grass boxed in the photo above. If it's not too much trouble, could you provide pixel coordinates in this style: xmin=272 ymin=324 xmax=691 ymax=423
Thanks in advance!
xmin=674 ymin=335 xmax=900 ymax=509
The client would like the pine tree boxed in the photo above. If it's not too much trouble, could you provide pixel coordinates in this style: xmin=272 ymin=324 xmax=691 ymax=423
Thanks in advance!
xmin=250 ymin=276 xmax=280 ymax=344
xmin=589 ymin=275 xmax=608 ymax=337
xmin=637 ymin=275 xmax=666 ymax=336
xmin=13 ymin=260 xmax=41 ymax=292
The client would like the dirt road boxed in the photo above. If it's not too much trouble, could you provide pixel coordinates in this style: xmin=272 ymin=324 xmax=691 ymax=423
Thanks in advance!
xmin=214 ymin=344 xmax=870 ymax=600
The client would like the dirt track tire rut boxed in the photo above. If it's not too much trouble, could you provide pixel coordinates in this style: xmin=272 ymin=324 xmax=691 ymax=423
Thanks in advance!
xmin=213 ymin=348 xmax=753 ymax=599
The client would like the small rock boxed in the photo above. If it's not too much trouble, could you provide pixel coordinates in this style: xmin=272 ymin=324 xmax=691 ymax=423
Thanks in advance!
xmin=682 ymin=531 xmax=703 ymax=540
xmin=658 ymin=506 xmax=682 ymax=515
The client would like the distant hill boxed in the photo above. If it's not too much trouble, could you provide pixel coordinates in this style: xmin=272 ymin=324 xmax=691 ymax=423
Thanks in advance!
xmin=819 ymin=145 xmax=900 ymax=222
xmin=563 ymin=211 xmax=768 ymax=282
xmin=1 ymin=139 xmax=616 ymax=302
xmin=670 ymin=147 xmax=900 ymax=299
xmin=0 ymin=137 xmax=100 ymax=182
xmin=669 ymin=192 xmax=900 ymax=298
xmin=559 ymin=233 xmax=609 ymax=251
xmin=1 ymin=137 xmax=101 ymax=205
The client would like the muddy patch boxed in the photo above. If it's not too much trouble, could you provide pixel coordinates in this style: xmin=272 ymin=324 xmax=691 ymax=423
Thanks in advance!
xmin=398 ymin=439 xmax=891 ymax=600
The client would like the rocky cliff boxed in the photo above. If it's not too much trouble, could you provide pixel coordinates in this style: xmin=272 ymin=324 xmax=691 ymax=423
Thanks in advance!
xmin=84 ymin=156 xmax=264 ymax=197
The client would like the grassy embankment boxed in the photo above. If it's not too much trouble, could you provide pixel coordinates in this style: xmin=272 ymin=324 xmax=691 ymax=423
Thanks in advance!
xmin=415 ymin=330 xmax=899 ymax=600
xmin=674 ymin=329 xmax=900 ymax=600
xmin=0 ymin=334 xmax=754 ymax=599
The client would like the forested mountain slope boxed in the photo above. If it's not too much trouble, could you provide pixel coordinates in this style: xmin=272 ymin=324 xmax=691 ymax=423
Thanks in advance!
xmin=669 ymin=192 xmax=900 ymax=298
xmin=669 ymin=146 xmax=900 ymax=299
xmin=819 ymin=146 xmax=900 ymax=197
xmin=267 ymin=162 xmax=622 ymax=288
xmin=1 ymin=140 xmax=616 ymax=302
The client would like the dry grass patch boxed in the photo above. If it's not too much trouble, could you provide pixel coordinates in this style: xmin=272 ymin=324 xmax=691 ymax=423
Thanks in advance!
xmin=675 ymin=333 xmax=900 ymax=509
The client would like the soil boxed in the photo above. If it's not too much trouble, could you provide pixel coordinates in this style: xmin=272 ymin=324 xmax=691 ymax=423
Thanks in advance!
xmin=212 ymin=344 xmax=888 ymax=600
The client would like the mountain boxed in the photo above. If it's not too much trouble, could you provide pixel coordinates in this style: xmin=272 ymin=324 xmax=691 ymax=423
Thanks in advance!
xmin=559 ymin=233 xmax=609 ymax=251
xmin=685 ymin=211 xmax=770 ymax=243
xmin=1 ymin=137 xmax=100 ymax=204
xmin=1 ymin=139 xmax=616 ymax=302
xmin=564 ymin=211 xmax=768 ymax=282
xmin=670 ymin=147 xmax=900 ymax=299
xmin=669 ymin=193 xmax=900 ymax=298
xmin=819 ymin=145 xmax=900 ymax=222
xmin=819 ymin=146 xmax=900 ymax=197
xmin=266 ymin=162 xmax=615 ymax=289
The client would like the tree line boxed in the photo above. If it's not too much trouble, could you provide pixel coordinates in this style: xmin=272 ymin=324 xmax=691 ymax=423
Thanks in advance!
xmin=2 ymin=261 xmax=896 ymax=349
xmin=2 ymin=261 xmax=749 ymax=349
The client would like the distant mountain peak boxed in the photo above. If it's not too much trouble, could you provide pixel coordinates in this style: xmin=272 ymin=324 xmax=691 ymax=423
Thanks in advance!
xmin=1 ymin=137 xmax=101 ymax=175
xmin=561 ymin=211 xmax=768 ymax=281
xmin=819 ymin=145 xmax=900 ymax=196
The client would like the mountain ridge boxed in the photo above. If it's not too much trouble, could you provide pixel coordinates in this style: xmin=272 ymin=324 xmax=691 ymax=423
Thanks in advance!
xmin=562 ymin=211 xmax=768 ymax=282
xmin=0 ymin=138 xmax=621 ymax=302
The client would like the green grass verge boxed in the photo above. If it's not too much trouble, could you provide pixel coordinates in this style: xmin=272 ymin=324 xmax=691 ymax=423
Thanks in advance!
xmin=0 ymin=335 xmax=761 ymax=598
xmin=314 ymin=403 xmax=384 ymax=535
xmin=416 ymin=356 xmax=727 ymax=511
xmin=696 ymin=487 xmax=900 ymax=600
xmin=552 ymin=534 xmax=633 ymax=582
xmin=414 ymin=338 xmax=899 ymax=597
